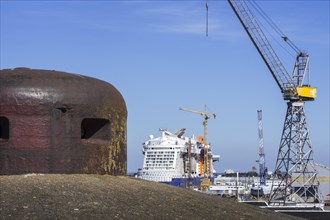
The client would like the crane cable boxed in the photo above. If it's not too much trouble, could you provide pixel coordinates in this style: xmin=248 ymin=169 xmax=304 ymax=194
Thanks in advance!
xmin=206 ymin=1 xmax=209 ymax=37
xmin=248 ymin=2 xmax=295 ymax=59
xmin=249 ymin=0 xmax=301 ymax=54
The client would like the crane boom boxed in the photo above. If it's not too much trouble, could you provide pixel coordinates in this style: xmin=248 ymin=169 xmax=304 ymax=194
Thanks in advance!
xmin=227 ymin=0 xmax=316 ymax=101
xmin=227 ymin=0 xmax=291 ymax=92
xmin=179 ymin=107 xmax=216 ymax=119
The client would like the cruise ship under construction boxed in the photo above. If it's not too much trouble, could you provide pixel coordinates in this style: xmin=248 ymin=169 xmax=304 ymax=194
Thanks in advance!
xmin=137 ymin=128 xmax=220 ymax=187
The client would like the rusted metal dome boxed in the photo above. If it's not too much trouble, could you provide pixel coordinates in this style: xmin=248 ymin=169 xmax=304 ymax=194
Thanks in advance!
xmin=0 ymin=68 xmax=127 ymax=175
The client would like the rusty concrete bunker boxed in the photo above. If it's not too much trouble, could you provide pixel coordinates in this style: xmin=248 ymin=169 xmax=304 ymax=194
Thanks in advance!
xmin=0 ymin=68 xmax=127 ymax=175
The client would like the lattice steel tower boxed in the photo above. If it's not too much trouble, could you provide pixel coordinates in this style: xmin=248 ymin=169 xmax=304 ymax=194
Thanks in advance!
xmin=257 ymin=110 xmax=267 ymax=186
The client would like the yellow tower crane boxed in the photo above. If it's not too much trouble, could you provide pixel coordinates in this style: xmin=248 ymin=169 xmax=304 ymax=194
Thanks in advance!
xmin=179 ymin=106 xmax=216 ymax=190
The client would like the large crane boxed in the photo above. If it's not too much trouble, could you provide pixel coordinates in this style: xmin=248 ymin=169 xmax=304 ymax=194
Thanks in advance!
xmin=227 ymin=0 xmax=320 ymax=205
xmin=179 ymin=106 xmax=216 ymax=188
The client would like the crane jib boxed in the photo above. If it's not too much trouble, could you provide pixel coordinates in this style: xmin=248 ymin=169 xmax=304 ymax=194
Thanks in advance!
xmin=227 ymin=0 xmax=292 ymax=91
xmin=227 ymin=0 xmax=316 ymax=101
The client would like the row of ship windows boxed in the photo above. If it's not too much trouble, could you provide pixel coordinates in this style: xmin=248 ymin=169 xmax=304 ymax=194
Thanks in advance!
xmin=146 ymin=160 xmax=174 ymax=164
xmin=146 ymin=155 xmax=174 ymax=158
xmin=146 ymin=158 xmax=174 ymax=161
xmin=147 ymin=151 xmax=175 ymax=154
xmin=148 ymin=142 xmax=178 ymax=149
xmin=142 ymin=173 xmax=174 ymax=176
xmin=145 ymin=164 xmax=173 ymax=167
xmin=143 ymin=167 xmax=175 ymax=170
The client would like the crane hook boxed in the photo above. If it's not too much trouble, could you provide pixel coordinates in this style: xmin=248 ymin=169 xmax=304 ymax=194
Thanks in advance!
xmin=206 ymin=2 xmax=209 ymax=37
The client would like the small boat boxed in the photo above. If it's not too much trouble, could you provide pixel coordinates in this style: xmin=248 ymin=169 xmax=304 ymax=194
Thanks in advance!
xmin=250 ymin=178 xmax=286 ymax=197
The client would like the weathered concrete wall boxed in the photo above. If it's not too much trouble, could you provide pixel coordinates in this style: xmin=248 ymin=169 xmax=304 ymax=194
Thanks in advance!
xmin=0 ymin=68 xmax=127 ymax=175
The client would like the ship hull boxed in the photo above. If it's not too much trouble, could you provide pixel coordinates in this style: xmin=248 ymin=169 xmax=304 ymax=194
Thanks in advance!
xmin=161 ymin=177 xmax=215 ymax=188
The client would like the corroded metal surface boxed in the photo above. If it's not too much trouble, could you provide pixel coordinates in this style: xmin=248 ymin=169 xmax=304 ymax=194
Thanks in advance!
xmin=0 ymin=68 xmax=127 ymax=175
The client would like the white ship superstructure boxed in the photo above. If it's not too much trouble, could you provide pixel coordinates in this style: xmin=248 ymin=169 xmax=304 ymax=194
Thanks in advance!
xmin=209 ymin=175 xmax=286 ymax=197
xmin=137 ymin=128 xmax=220 ymax=184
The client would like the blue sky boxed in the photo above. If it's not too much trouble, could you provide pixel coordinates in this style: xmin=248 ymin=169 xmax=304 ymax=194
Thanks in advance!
xmin=1 ymin=0 xmax=329 ymax=173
